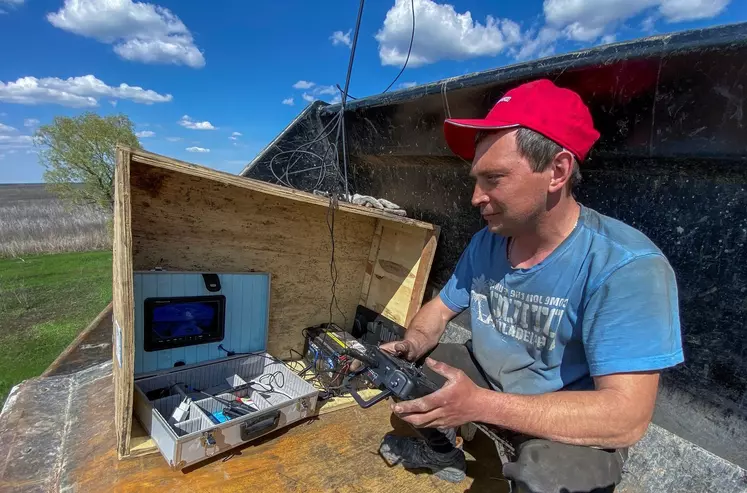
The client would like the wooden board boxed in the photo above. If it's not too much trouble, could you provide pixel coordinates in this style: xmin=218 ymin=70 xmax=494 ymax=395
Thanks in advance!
xmin=128 ymin=159 xmax=375 ymax=356
xmin=362 ymin=222 xmax=439 ymax=327
xmin=113 ymin=146 xmax=136 ymax=458
xmin=113 ymin=147 xmax=441 ymax=457
xmin=0 ymin=362 xmax=508 ymax=493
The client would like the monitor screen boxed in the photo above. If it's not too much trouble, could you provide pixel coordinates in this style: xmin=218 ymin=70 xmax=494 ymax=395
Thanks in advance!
xmin=143 ymin=295 xmax=226 ymax=352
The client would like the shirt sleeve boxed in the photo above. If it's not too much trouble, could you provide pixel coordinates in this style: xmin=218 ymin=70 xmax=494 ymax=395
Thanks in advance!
xmin=582 ymin=253 xmax=685 ymax=376
xmin=438 ymin=236 xmax=477 ymax=313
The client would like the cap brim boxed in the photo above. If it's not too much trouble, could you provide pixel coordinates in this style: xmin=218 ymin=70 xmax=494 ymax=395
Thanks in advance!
xmin=443 ymin=119 xmax=520 ymax=161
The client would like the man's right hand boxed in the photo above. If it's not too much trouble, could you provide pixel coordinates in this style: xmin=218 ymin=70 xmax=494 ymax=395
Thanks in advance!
xmin=379 ymin=339 xmax=423 ymax=362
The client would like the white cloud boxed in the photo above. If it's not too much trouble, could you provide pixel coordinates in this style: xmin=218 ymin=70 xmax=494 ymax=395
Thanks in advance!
xmin=659 ymin=0 xmax=730 ymax=22
xmin=514 ymin=0 xmax=731 ymax=60
xmin=297 ymin=84 xmax=339 ymax=104
xmin=601 ymin=34 xmax=617 ymax=44
xmin=0 ymin=134 xmax=33 ymax=151
xmin=399 ymin=81 xmax=417 ymax=89
xmin=543 ymin=0 xmax=731 ymax=42
xmin=47 ymin=0 xmax=205 ymax=68
xmin=282 ymin=97 xmax=294 ymax=106
xmin=375 ymin=0 xmax=524 ymax=67
xmin=0 ymin=75 xmax=172 ymax=108
xmin=0 ymin=0 xmax=23 ymax=14
xmin=166 ymin=136 xmax=182 ymax=142
xmin=641 ymin=14 xmax=658 ymax=31
xmin=513 ymin=27 xmax=560 ymax=61
xmin=376 ymin=0 xmax=732 ymax=65
xmin=0 ymin=135 xmax=32 ymax=143
xmin=136 ymin=130 xmax=155 ymax=137
xmin=330 ymin=29 xmax=352 ymax=47
xmin=229 ymin=131 xmax=241 ymax=141
xmin=186 ymin=146 xmax=209 ymax=153
xmin=23 ymin=118 xmax=39 ymax=127
xmin=110 ymin=100 xmax=118 ymax=107
xmin=293 ymin=80 xmax=315 ymax=89
xmin=316 ymin=85 xmax=337 ymax=96
xmin=0 ymin=122 xmax=17 ymax=133
xmin=178 ymin=115 xmax=216 ymax=130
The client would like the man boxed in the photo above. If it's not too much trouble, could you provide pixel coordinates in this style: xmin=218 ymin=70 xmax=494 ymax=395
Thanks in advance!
xmin=376 ymin=79 xmax=684 ymax=492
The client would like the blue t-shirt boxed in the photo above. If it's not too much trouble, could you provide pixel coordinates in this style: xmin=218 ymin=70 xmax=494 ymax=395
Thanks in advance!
xmin=439 ymin=204 xmax=684 ymax=395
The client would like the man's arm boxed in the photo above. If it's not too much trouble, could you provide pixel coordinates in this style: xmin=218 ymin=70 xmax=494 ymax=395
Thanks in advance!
xmin=396 ymin=254 xmax=682 ymax=449
xmin=474 ymin=371 xmax=660 ymax=448
xmin=394 ymin=362 xmax=659 ymax=449
xmin=381 ymin=296 xmax=460 ymax=361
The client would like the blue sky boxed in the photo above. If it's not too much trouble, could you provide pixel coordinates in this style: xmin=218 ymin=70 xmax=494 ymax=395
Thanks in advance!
xmin=1 ymin=0 xmax=745 ymax=183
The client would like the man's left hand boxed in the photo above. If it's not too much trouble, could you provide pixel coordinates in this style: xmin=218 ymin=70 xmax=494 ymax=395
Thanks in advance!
xmin=391 ymin=358 xmax=485 ymax=429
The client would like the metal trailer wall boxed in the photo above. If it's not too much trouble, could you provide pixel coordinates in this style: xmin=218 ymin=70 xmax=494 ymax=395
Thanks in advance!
xmin=242 ymin=23 xmax=747 ymax=472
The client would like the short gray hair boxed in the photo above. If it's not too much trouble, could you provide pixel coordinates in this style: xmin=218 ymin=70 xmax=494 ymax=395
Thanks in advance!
xmin=475 ymin=127 xmax=582 ymax=189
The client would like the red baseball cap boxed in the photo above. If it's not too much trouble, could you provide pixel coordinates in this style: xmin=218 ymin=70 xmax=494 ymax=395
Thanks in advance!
xmin=443 ymin=79 xmax=600 ymax=162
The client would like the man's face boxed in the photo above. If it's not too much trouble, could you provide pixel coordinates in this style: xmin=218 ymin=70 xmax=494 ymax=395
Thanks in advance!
xmin=469 ymin=129 xmax=552 ymax=236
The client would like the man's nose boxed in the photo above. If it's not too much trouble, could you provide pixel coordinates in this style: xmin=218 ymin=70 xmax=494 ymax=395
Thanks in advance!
xmin=471 ymin=183 xmax=489 ymax=208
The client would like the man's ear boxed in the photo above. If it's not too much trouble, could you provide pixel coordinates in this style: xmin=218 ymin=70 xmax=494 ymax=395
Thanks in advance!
xmin=548 ymin=150 xmax=575 ymax=194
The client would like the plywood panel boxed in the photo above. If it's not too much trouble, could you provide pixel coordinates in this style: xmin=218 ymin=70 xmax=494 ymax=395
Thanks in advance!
xmin=113 ymin=147 xmax=135 ymax=459
xmin=129 ymin=160 xmax=374 ymax=357
xmin=131 ymin=149 xmax=438 ymax=232
xmin=406 ymin=228 xmax=439 ymax=326
xmin=364 ymin=223 xmax=435 ymax=326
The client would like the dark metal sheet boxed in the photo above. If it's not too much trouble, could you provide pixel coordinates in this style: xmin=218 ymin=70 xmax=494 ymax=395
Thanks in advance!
xmin=242 ymin=22 xmax=747 ymax=468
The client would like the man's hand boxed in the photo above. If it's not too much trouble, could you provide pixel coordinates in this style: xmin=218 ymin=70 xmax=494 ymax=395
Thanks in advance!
xmin=391 ymin=358 xmax=485 ymax=429
xmin=379 ymin=339 xmax=423 ymax=362
xmin=349 ymin=336 xmax=428 ymax=371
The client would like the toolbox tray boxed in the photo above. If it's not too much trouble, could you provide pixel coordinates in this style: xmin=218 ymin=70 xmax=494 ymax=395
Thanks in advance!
xmin=133 ymin=352 xmax=318 ymax=470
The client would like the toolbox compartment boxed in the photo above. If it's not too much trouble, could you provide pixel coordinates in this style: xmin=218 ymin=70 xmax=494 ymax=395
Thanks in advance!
xmin=133 ymin=352 xmax=318 ymax=470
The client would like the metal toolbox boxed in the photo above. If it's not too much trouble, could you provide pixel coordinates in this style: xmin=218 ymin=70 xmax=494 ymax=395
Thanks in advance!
xmin=128 ymin=270 xmax=318 ymax=470
xmin=133 ymin=351 xmax=318 ymax=470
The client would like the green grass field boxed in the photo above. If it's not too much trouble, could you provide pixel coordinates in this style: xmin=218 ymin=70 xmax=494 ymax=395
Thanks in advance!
xmin=0 ymin=250 xmax=112 ymax=404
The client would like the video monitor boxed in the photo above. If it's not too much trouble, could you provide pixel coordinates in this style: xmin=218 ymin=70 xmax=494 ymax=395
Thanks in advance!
xmin=143 ymin=295 xmax=226 ymax=352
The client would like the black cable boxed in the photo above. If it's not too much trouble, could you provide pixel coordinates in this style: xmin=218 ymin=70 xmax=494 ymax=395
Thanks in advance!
xmin=259 ymin=371 xmax=285 ymax=389
xmin=382 ymin=0 xmax=415 ymax=93
xmin=336 ymin=84 xmax=357 ymax=100
xmin=340 ymin=0 xmax=365 ymax=199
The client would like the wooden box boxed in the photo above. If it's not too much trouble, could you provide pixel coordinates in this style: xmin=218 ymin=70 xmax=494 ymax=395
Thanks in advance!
xmin=112 ymin=147 xmax=440 ymax=459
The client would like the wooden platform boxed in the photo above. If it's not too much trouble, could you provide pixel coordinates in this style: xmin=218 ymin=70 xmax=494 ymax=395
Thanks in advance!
xmin=0 ymin=361 xmax=507 ymax=493
xmin=0 ymin=304 xmax=508 ymax=492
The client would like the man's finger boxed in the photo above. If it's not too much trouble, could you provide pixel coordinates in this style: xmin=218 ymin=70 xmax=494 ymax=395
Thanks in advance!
xmin=398 ymin=409 xmax=441 ymax=428
xmin=425 ymin=357 xmax=461 ymax=380
xmin=394 ymin=341 xmax=410 ymax=355
xmin=392 ymin=394 xmax=437 ymax=415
